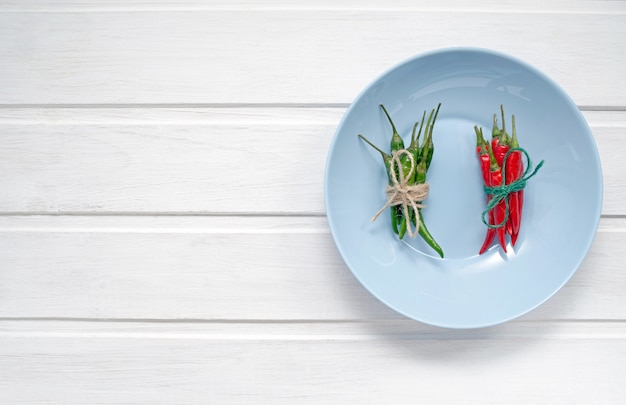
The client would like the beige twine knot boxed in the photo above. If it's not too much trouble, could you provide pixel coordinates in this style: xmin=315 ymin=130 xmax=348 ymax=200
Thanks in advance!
xmin=370 ymin=149 xmax=430 ymax=238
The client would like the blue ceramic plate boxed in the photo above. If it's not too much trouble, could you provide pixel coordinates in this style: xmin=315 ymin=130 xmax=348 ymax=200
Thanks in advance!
xmin=324 ymin=48 xmax=602 ymax=328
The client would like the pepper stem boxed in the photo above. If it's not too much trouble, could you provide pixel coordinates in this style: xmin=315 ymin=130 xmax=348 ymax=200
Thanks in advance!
xmin=358 ymin=134 xmax=390 ymax=160
xmin=474 ymin=125 xmax=485 ymax=148
xmin=421 ymin=108 xmax=434 ymax=149
xmin=492 ymin=114 xmax=501 ymax=138
xmin=410 ymin=121 xmax=419 ymax=148
xmin=431 ymin=103 xmax=441 ymax=127
xmin=421 ymin=129 xmax=432 ymax=162
xmin=499 ymin=104 xmax=510 ymax=145
xmin=380 ymin=104 xmax=399 ymax=136
xmin=428 ymin=103 xmax=442 ymax=145
xmin=411 ymin=110 xmax=426 ymax=149
xmin=486 ymin=135 xmax=500 ymax=170
xmin=511 ymin=115 xmax=519 ymax=148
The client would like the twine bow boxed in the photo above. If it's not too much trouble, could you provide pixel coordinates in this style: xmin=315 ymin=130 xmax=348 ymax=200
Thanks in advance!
xmin=482 ymin=147 xmax=544 ymax=228
xmin=370 ymin=149 xmax=430 ymax=238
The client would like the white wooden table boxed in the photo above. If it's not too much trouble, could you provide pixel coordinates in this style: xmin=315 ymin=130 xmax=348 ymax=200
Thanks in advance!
xmin=1 ymin=1 xmax=625 ymax=403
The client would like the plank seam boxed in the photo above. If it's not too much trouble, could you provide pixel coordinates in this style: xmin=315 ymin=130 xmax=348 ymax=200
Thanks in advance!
xmin=0 ymin=104 xmax=625 ymax=111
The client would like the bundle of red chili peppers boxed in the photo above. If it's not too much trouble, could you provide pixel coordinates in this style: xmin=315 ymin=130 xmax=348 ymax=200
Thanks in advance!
xmin=474 ymin=105 xmax=544 ymax=254
xmin=358 ymin=104 xmax=444 ymax=258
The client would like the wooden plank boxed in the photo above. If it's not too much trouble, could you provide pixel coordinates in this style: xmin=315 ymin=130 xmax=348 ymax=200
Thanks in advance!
xmin=0 ymin=108 xmax=338 ymax=214
xmin=0 ymin=7 xmax=624 ymax=105
xmin=1 ymin=0 xmax=623 ymax=13
xmin=0 ymin=216 xmax=623 ymax=321
xmin=1 ymin=320 xmax=625 ymax=404
xmin=2 ymin=319 xmax=626 ymax=342
xmin=0 ymin=109 xmax=621 ymax=215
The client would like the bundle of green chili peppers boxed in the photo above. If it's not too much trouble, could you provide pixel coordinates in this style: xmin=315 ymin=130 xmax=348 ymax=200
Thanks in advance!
xmin=358 ymin=104 xmax=444 ymax=258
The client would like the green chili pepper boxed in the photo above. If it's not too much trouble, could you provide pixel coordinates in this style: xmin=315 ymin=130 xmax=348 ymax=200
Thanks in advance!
xmin=400 ymin=108 xmax=432 ymax=240
xmin=399 ymin=120 xmax=422 ymax=237
xmin=408 ymin=111 xmax=426 ymax=172
xmin=380 ymin=104 xmax=414 ymax=239
xmin=417 ymin=214 xmax=443 ymax=257
xmin=424 ymin=103 xmax=441 ymax=171
xmin=380 ymin=104 xmax=412 ymax=176
xmin=411 ymin=129 xmax=445 ymax=258
xmin=395 ymin=104 xmax=444 ymax=254
xmin=403 ymin=118 xmax=425 ymax=240
xmin=418 ymin=109 xmax=433 ymax=161
xmin=357 ymin=134 xmax=400 ymax=233
xmin=380 ymin=104 xmax=403 ymax=147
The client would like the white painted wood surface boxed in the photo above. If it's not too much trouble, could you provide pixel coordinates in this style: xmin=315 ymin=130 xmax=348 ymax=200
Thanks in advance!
xmin=1 ymin=1 xmax=625 ymax=403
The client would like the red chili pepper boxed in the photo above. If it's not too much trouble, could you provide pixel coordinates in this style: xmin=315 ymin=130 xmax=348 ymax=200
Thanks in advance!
xmin=487 ymin=141 xmax=507 ymax=253
xmin=504 ymin=151 xmax=520 ymax=241
xmin=475 ymin=126 xmax=496 ymax=254
xmin=513 ymin=187 xmax=523 ymax=246
xmin=493 ymin=105 xmax=519 ymax=238
xmin=505 ymin=115 xmax=524 ymax=246
xmin=494 ymin=106 xmax=511 ymax=170
xmin=479 ymin=219 xmax=496 ymax=255
xmin=475 ymin=127 xmax=491 ymax=184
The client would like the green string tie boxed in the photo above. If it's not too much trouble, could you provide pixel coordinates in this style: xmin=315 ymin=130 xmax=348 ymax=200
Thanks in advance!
xmin=482 ymin=147 xmax=544 ymax=229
